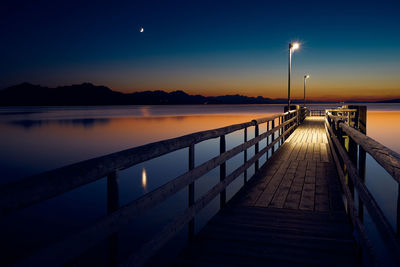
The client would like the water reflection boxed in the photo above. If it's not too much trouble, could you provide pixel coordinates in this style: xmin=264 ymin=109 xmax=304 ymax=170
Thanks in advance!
xmin=142 ymin=168 xmax=148 ymax=192
xmin=8 ymin=118 xmax=111 ymax=129
xmin=140 ymin=106 xmax=151 ymax=117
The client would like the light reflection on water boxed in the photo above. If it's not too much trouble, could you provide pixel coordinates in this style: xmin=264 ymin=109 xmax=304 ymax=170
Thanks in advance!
xmin=142 ymin=168 xmax=148 ymax=192
xmin=0 ymin=103 xmax=400 ymax=265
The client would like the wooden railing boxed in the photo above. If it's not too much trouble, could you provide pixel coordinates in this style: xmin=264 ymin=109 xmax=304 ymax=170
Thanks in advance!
xmin=325 ymin=110 xmax=400 ymax=266
xmin=0 ymin=109 xmax=302 ymax=266
xmin=326 ymin=107 xmax=359 ymax=129
xmin=310 ymin=109 xmax=325 ymax=116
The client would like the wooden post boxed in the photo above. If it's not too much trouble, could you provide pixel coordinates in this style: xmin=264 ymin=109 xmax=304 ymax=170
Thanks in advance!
xmin=244 ymin=127 xmax=247 ymax=184
xmin=278 ymin=118 xmax=282 ymax=144
xmin=188 ymin=144 xmax=195 ymax=241
xmin=271 ymin=119 xmax=275 ymax=155
xmin=220 ymin=135 xmax=226 ymax=209
xmin=353 ymin=106 xmax=367 ymax=223
xmin=347 ymin=136 xmax=356 ymax=216
xmin=255 ymin=124 xmax=259 ymax=172
xmin=277 ymin=117 xmax=281 ymax=146
xmin=107 ymin=170 xmax=119 ymax=267
xmin=281 ymin=116 xmax=284 ymax=145
xmin=358 ymin=145 xmax=366 ymax=223
xmin=359 ymin=106 xmax=367 ymax=135
xmin=266 ymin=121 xmax=270 ymax=160
xmin=397 ymin=184 xmax=400 ymax=237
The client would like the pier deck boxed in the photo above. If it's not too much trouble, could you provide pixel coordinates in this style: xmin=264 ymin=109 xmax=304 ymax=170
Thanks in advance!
xmin=176 ymin=117 xmax=359 ymax=266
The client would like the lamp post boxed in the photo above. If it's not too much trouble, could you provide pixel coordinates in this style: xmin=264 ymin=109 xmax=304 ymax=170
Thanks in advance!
xmin=304 ymin=74 xmax=310 ymax=107
xmin=288 ymin=42 xmax=300 ymax=110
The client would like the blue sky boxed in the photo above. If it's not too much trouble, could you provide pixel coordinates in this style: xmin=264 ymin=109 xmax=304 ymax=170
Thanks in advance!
xmin=1 ymin=0 xmax=400 ymax=99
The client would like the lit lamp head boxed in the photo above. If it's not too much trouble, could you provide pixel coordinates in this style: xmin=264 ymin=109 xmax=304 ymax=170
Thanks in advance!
xmin=305 ymin=74 xmax=310 ymax=79
xmin=290 ymin=42 xmax=300 ymax=51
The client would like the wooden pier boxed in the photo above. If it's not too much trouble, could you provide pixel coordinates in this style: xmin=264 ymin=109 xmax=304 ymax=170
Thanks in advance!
xmin=2 ymin=106 xmax=400 ymax=266
xmin=175 ymin=117 xmax=358 ymax=266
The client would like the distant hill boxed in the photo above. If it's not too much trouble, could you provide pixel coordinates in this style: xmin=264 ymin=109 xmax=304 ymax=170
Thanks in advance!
xmin=379 ymin=99 xmax=400 ymax=103
xmin=0 ymin=82 xmax=396 ymax=106
xmin=0 ymin=83 xmax=289 ymax=106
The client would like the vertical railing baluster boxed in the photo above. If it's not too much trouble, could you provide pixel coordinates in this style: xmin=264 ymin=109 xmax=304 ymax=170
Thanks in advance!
xmin=266 ymin=121 xmax=270 ymax=160
xmin=347 ymin=136 xmax=356 ymax=222
xmin=280 ymin=116 xmax=285 ymax=145
xmin=271 ymin=119 xmax=275 ymax=155
xmin=188 ymin=144 xmax=195 ymax=241
xmin=358 ymin=145 xmax=366 ymax=223
xmin=397 ymin=183 xmax=400 ymax=237
xmin=107 ymin=170 xmax=119 ymax=267
xmin=283 ymin=115 xmax=287 ymax=142
xmin=255 ymin=123 xmax=259 ymax=172
xmin=220 ymin=135 xmax=226 ymax=209
xmin=244 ymin=128 xmax=247 ymax=184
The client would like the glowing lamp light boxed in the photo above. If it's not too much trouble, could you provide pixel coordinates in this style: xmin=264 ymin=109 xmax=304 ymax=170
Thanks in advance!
xmin=291 ymin=42 xmax=300 ymax=50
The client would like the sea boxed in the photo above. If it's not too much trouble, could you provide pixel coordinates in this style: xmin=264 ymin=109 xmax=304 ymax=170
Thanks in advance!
xmin=0 ymin=103 xmax=399 ymax=265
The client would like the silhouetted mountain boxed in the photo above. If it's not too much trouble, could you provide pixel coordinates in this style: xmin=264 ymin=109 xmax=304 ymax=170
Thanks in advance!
xmin=0 ymin=83 xmax=285 ymax=106
xmin=0 ymin=83 xmax=396 ymax=106
xmin=379 ymin=99 xmax=400 ymax=103
xmin=0 ymin=83 xmax=123 ymax=105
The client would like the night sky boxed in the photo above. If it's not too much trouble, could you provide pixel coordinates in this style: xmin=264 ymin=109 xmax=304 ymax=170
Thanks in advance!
xmin=1 ymin=0 xmax=400 ymax=100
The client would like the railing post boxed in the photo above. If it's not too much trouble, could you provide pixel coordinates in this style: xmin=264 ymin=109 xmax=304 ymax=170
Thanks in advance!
xmin=266 ymin=121 xmax=270 ymax=160
xmin=280 ymin=116 xmax=284 ymax=145
xmin=244 ymin=127 xmax=247 ymax=184
xmin=255 ymin=123 xmax=259 ymax=172
xmin=188 ymin=144 xmax=195 ymax=242
xmin=271 ymin=119 xmax=275 ymax=155
xmin=347 ymin=136 xmax=356 ymax=216
xmin=397 ymin=183 xmax=400 ymax=237
xmin=107 ymin=170 xmax=119 ymax=267
xmin=220 ymin=135 xmax=226 ymax=209
xmin=358 ymin=145 xmax=366 ymax=223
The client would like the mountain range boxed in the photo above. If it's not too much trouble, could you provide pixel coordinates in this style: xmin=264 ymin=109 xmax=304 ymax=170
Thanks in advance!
xmin=0 ymin=83 xmax=398 ymax=106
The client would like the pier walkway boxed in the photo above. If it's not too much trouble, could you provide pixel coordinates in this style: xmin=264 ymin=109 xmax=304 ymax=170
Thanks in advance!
xmin=176 ymin=117 xmax=359 ymax=266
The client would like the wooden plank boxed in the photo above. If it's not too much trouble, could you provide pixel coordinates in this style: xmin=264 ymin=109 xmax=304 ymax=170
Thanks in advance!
xmin=269 ymin=161 xmax=298 ymax=208
xmin=320 ymin=143 xmax=329 ymax=162
xmin=305 ymin=143 xmax=314 ymax=160
xmin=284 ymin=182 xmax=303 ymax=210
xmin=299 ymin=183 xmax=315 ymax=211
xmin=254 ymin=161 xmax=290 ymax=207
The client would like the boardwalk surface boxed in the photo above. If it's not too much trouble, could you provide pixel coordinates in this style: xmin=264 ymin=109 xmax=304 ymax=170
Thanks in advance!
xmin=175 ymin=117 xmax=358 ymax=266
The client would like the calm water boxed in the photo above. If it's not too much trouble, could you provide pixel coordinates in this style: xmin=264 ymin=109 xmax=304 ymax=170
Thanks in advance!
xmin=0 ymin=104 xmax=399 ymax=264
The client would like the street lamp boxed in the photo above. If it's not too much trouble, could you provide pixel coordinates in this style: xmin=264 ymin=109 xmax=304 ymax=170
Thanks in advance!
xmin=304 ymin=74 xmax=310 ymax=107
xmin=288 ymin=42 xmax=300 ymax=110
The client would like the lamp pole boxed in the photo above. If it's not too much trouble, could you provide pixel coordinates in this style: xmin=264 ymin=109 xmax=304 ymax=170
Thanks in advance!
xmin=288 ymin=42 xmax=299 ymax=110
xmin=304 ymin=74 xmax=310 ymax=107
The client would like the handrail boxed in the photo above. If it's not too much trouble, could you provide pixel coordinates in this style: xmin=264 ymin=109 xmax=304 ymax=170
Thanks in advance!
xmin=0 ymin=112 xmax=293 ymax=217
xmin=324 ymin=119 xmax=375 ymax=263
xmin=325 ymin=113 xmax=400 ymax=265
xmin=326 ymin=108 xmax=357 ymax=113
xmin=4 ymin=109 xmax=299 ymax=266
xmin=328 ymin=113 xmax=400 ymax=182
